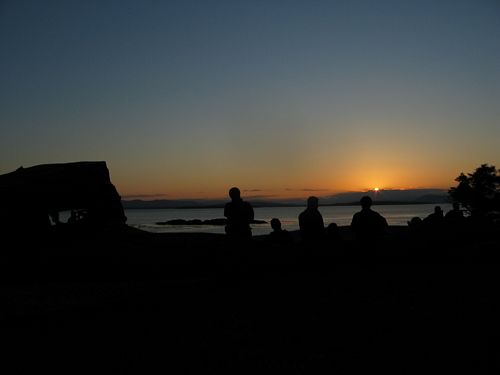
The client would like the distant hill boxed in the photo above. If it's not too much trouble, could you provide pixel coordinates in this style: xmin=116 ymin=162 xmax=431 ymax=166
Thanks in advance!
xmin=122 ymin=199 xmax=225 ymax=209
xmin=122 ymin=189 xmax=450 ymax=209
xmin=321 ymin=189 xmax=450 ymax=205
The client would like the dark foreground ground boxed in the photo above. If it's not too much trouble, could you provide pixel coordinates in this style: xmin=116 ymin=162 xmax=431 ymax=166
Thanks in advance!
xmin=2 ymin=225 xmax=500 ymax=373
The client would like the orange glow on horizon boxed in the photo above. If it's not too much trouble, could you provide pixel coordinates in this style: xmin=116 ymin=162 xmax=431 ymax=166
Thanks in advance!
xmin=111 ymin=158 xmax=458 ymax=201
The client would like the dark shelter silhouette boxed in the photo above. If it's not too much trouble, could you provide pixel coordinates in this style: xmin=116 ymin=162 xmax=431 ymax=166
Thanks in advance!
xmin=0 ymin=161 xmax=126 ymax=235
xmin=268 ymin=218 xmax=293 ymax=244
xmin=350 ymin=196 xmax=388 ymax=240
xmin=298 ymin=196 xmax=325 ymax=241
xmin=224 ymin=187 xmax=254 ymax=240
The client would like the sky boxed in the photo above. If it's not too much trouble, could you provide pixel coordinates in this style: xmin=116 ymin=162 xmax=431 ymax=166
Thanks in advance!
xmin=1 ymin=0 xmax=499 ymax=199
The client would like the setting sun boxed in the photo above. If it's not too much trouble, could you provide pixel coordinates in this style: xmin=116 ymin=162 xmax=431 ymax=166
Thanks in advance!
xmin=374 ymin=187 xmax=380 ymax=192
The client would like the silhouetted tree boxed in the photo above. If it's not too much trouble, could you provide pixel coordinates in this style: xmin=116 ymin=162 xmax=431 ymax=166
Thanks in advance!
xmin=449 ymin=164 xmax=500 ymax=217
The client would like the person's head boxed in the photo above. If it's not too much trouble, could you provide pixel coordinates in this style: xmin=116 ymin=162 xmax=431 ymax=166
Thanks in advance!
xmin=229 ymin=187 xmax=241 ymax=201
xmin=326 ymin=222 xmax=339 ymax=237
xmin=270 ymin=218 xmax=282 ymax=231
xmin=360 ymin=196 xmax=372 ymax=209
xmin=434 ymin=206 xmax=443 ymax=214
xmin=307 ymin=196 xmax=319 ymax=209
xmin=408 ymin=216 xmax=422 ymax=227
xmin=453 ymin=202 xmax=460 ymax=210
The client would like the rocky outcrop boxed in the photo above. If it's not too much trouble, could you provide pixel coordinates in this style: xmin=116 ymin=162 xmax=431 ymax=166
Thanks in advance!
xmin=0 ymin=161 xmax=126 ymax=230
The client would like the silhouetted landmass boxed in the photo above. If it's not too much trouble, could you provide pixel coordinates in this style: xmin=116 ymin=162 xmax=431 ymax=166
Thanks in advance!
xmin=322 ymin=200 xmax=448 ymax=206
xmin=121 ymin=189 xmax=450 ymax=209
xmin=156 ymin=218 xmax=267 ymax=226
xmin=122 ymin=199 xmax=296 ymax=209
xmin=323 ymin=189 xmax=450 ymax=204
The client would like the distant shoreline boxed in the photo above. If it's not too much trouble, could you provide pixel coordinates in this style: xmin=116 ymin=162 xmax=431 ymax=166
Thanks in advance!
xmin=122 ymin=200 xmax=450 ymax=210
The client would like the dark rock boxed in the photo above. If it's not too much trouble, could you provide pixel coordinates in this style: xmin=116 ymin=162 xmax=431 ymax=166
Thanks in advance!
xmin=203 ymin=218 xmax=227 ymax=226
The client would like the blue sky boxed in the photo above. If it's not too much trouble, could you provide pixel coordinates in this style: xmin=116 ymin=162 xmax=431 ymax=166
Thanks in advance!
xmin=1 ymin=0 xmax=499 ymax=198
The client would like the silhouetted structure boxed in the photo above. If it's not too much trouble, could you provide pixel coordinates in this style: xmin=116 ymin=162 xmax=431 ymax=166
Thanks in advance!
xmin=0 ymin=161 xmax=126 ymax=232
xmin=298 ymin=196 xmax=325 ymax=241
xmin=224 ymin=187 xmax=254 ymax=240
xmin=350 ymin=196 xmax=388 ymax=240
xmin=268 ymin=218 xmax=293 ymax=244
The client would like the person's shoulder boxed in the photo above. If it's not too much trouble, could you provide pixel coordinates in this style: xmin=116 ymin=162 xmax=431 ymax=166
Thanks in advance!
xmin=373 ymin=210 xmax=387 ymax=221
xmin=351 ymin=211 xmax=361 ymax=225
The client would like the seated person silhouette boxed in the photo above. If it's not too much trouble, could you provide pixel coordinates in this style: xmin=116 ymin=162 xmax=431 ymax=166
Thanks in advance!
xmin=224 ymin=187 xmax=254 ymax=240
xmin=268 ymin=218 xmax=293 ymax=244
xmin=408 ymin=216 xmax=423 ymax=229
xmin=326 ymin=222 xmax=340 ymax=241
xmin=424 ymin=205 xmax=444 ymax=227
xmin=445 ymin=202 xmax=464 ymax=223
xmin=298 ymin=196 xmax=325 ymax=241
xmin=351 ymin=196 xmax=388 ymax=240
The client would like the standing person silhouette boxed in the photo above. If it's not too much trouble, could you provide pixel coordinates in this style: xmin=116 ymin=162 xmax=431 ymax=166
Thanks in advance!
xmin=298 ymin=196 xmax=325 ymax=241
xmin=224 ymin=187 xmax=254 ymax=240
xmin=350 ymin=196 xmax=388 ymax=240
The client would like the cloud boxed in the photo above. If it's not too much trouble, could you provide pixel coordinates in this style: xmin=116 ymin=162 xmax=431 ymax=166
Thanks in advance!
xmin=246 ymin=194 xmax=279 ymax=199
xmin=300 ymin=188 xmax=329 ymax=192
xmin=284 ymin=188 xmax=330 ymax=192
xmin=122 ymin=193 xmax=169 ymax=199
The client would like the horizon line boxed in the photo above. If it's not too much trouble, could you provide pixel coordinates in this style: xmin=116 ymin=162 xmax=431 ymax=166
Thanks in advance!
xmin=122 ymin=187 xmax=449 ymax=201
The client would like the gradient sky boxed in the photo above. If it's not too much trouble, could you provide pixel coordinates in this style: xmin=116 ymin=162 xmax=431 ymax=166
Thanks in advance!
xmin=1 ymin=0 xmax=499 ymax=199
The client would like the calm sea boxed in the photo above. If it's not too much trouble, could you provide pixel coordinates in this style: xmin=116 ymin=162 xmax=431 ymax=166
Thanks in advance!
xmin=123 ymin=203 xmax=452 ymax=236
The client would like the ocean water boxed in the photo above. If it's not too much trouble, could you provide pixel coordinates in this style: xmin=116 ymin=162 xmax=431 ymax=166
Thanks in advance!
xmin=124 ymin=203 xmax=453 ymax=236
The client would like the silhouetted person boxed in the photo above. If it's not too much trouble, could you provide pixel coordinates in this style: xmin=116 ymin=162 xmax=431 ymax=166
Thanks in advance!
xmin=299 ymin=196 xmax=325 ymax=241
xmin=445 ymin=202 xmax=464 ymax=223
xmin=408 ymin=216 xmax=423 ymax=228
xmin=326 ymin=222 xmax=340 ymax=241
xmin=424 ymin=205 xmax=444 ymax=227
xmin=444 ymin=202 xmax=466 ymax=239
xmin=224 ymin=187 xmax=254 ymax=240
xmin=408 ymin=216 xmax=424 ymax=239
xmin=268 ymin=218 xmax=293 ymax=244
xmin=351 ymin=196 xmax=388 ymax=240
